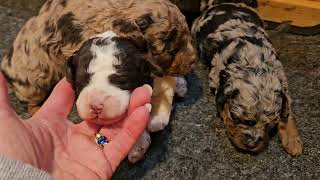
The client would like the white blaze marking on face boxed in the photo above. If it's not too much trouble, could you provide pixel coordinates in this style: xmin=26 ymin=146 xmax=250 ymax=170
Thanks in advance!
xmin=76 ymin=31 xmax=130 ymax=119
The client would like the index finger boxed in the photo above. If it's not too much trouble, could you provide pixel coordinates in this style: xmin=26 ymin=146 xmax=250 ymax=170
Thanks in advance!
xmin=102 ymin=106 xmax=150 ymax=172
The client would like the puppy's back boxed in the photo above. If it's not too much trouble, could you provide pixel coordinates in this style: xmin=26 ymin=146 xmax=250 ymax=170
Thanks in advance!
xmin=191 ymin=3 xmax=269 ymax=64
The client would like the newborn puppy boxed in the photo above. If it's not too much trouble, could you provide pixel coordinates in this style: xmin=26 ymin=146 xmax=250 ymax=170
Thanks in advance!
xmin=66 ymin=31 xmax=152 ymax=124
xmin=191 ymin=2 xmax=303 ymax=155
xmin=66 ymin=31 xmax=156 ymax=163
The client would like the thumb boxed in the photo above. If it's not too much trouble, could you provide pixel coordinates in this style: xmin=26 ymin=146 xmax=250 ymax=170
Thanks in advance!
xmin=34 ymin=78 xmax=75 ymax=119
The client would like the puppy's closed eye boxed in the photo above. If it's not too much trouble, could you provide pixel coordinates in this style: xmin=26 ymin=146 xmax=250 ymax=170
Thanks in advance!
xmin=231 ymin=113 xmax=256 ymax=126
xmin=274 ymin=90 xmax=281 ymax=98
xmin=230 ymin=113 xmax=241 ymax=124
xmin=242 ymin=120 xmax=257 ymax=127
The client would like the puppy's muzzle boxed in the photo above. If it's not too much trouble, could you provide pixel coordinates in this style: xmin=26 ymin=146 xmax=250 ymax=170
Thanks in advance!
xmin=87 ymin=89 xmax=123 ymax=117
xmin=88 ymin=91 xmax=119 ymax=116
xmin=76 ymin=87 xmax=130 ymax=125
xmin=241 ymin=133 xmax=264 ymax=150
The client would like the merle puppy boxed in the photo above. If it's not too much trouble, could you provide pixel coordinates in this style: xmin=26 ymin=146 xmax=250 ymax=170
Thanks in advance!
xmin=191 ymin=2 xmax=303 ymax=155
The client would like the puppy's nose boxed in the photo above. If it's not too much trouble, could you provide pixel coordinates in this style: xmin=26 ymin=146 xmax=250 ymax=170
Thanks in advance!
xmin=243 ymin=134 xmax=261 ymax=149
xmin=88 ymin=90 xmax=107 ymax=114
xmin=90 ymin=103 xmax=104 ymax=114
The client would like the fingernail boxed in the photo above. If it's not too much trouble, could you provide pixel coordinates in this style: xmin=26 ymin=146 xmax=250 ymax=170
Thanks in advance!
xmin=144 ymin=103 xmax=152 ymax=112
xmin=143 ymin=84 xmax=153 ymax=95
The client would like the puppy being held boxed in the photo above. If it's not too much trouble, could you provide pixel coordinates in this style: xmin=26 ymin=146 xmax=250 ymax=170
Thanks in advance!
xmin=191 ymin=2 xmax=303 ymax=155
xmin=1 ymin=0 xmax=196 ymax=163
xmin=66 ymin=31 xmax=152 ymax=124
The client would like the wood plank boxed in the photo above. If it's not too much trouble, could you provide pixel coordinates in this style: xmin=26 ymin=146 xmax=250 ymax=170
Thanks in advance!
xmin=257 ymin=0 xmax=320 ymax=27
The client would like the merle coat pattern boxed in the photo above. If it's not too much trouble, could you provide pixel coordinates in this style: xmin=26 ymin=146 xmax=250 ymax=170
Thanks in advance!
xmin=191 ymin=2 xmax=303 ymax=155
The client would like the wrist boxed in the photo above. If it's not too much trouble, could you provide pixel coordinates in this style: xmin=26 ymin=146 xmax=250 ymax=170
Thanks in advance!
xmin=0 ymin=121 xmax=53 ymax=170
xmin=0 ymin=155 xmax=52 ymax=180
xmin=0 ymin=133 xmax=39 ymax=168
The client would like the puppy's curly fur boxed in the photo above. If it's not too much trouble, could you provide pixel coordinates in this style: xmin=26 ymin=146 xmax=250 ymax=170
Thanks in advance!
xmin=1 ymin=0 xmax=196 ymax=110
xmin=192 ymin=2 xmax=303 ymax=155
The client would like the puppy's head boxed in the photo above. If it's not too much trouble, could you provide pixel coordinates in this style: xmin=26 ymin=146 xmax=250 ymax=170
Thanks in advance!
xmin=141 ymin=11 xmax=197 ymax=76
xmin=66 ymin=31 xmax=153 ymax=125
xmin=112 ymin=4 xmax=197 ymax=76
xmin=216 ymin=64 xmax=286 ymax=152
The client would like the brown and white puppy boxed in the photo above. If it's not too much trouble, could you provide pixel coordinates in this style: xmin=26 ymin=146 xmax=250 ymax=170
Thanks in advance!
xmin=191 ymin=2 xmax=303 ymax=155
xmin=66 ymin=31 xmax=152 ymax=124
xmin=66 ymin=31 xmax=156 ymax=163
xmin=1 ymin=0 xmax=196 ymax=163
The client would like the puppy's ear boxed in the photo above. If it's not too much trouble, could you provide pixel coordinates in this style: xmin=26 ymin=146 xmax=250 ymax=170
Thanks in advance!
xmin=112 ymin=18 xmax=165 ymax=77
xmin=216 ymin=89 xmax=239 ymax=117
xmin=216 ymin=70 xmax=228 ymax=117
xmin=112 ymin=18 xmax=146 ymax=49
xmin=135 ymin=14 xmax=154 ymax=33
xmin=216 ymin=70 xmax=233 ymax=118
xmin=216 ymin=87 xmax=226 ymax=118
xmin=65 ymin=54 xmax=77 ymax=88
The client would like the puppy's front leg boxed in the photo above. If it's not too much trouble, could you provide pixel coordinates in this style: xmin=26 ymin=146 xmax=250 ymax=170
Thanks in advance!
xmin=148 ymin=76 xmax=176 ymax=132
xmin=277 ymin=85 xmax=303 ymax=156
xmin=128 ymin=130 xmax=151 ymax=163
xmin=278 ymin=113 xmax=303 ymax=156
xmin=278 ymin=92 xmax=303 ymax=157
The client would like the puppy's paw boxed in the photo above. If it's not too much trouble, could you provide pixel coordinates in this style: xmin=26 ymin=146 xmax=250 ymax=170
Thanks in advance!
xmin=175 ymin=76 xmax=187 ymax=98
xmin=148 ymin=112 xmax=170 ymax=132
xmin=128 ymin=131 xmax=151 ymax=163
xmin=282 ymin=136 xmax=303 ymax=156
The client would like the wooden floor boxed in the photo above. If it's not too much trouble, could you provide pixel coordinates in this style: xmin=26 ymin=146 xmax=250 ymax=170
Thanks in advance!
xmin=257 ymin=0 xmax=320 ymax=27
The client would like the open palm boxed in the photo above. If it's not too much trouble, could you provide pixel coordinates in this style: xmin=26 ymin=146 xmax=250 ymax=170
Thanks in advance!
xmin=0 ymin=73 xmax=151 ymax=180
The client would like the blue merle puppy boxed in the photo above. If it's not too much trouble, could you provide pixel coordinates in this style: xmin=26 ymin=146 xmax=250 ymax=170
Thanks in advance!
xmin=191 ymin=2 xmax=303 ymax=155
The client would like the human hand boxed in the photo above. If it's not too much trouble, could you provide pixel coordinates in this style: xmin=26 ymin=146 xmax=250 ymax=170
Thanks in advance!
xmin=0 ymin=72 xmax=152 ymax=180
